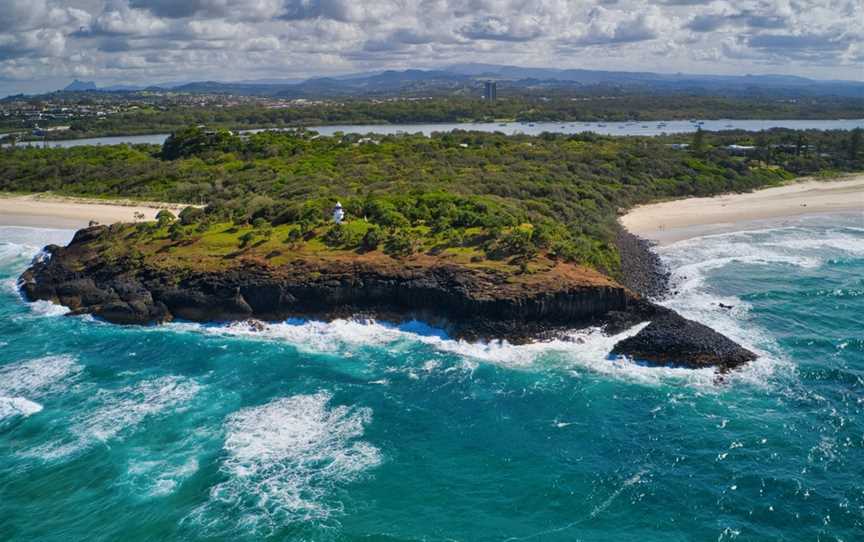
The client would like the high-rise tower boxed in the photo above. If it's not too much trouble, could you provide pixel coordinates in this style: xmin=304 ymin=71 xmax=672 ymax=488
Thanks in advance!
xmin=483 ymin=81 xmax=497 ymax=101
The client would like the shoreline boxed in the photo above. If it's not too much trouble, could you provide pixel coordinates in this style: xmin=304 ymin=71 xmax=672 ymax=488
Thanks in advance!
xmin=0 ymin=193 xmax=190 ymax=229
xmin=620 ymin=174 xmax=864 ymax=245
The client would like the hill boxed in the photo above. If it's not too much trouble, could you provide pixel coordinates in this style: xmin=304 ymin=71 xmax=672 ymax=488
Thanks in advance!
xmin=52 ymin=64 xmax=864 ymax=99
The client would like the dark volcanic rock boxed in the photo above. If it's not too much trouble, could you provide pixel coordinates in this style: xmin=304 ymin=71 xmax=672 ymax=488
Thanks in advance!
xmin=18 ymin=227 xmax=639 ymax=343
xmin=615 ymin=227 xmax=669 ymax=299
xmin=611 ymin=309 xmax=758 ymax=370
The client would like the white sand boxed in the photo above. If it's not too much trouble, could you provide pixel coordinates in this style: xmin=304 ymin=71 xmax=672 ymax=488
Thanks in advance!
xmin=620 ymin=175 xmax=864 ymax=245
xmin=0 ymin=193 xmax=189 ymax=229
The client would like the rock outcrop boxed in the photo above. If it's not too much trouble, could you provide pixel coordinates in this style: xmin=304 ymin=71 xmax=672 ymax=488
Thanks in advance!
xmin=18 ymin=225 xmax=757 ymax=370
xmin=610 ymin=307 xmax=757 ymax=370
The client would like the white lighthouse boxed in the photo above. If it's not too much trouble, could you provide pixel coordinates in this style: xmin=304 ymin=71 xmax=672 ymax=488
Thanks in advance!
xmin=332 ymin=202 xmax=345 ymax=224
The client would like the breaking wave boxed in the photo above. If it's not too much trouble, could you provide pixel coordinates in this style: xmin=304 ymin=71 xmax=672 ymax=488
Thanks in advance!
xmin=0 ymin=355 xmax=81 ymax=423
xmin=654 ymin=221 xmax=864 ymax=387
xmin=0 ymin=355 xmax=82 ymax=397
xmin=0 ymin=396 xmax=43 ymax=423
xmin=170 ymin=317 xmax=726 ymax=386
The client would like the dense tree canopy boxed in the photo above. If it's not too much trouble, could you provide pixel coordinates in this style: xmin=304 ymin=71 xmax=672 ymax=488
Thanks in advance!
xmin=1 ymin=127 xmax=861 ymax=273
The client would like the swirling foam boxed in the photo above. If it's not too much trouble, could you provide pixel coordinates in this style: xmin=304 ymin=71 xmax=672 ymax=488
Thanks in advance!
xmin=189 ymin=391 xmax=380 ymax=535
xmin=26 ymin=375 xmax=201 ymax=460
xmin=0 ymin=356 xmax=81 ymax=422
xmin=126 ymin=456 xmax=200 ymax=498
xmin=0 ymin=355 xmax=81 ymax=423
xmin=651 ymin=222 xmax=864 ymax=387
xmin=0 ymin=355 xmax=81 ymax=397
xmin=170 ymin=317 xmax=732 ymax=386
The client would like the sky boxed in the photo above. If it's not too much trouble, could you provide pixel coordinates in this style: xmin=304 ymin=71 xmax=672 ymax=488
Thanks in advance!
xmin=1 ymin=0 xmax=862 ymax=96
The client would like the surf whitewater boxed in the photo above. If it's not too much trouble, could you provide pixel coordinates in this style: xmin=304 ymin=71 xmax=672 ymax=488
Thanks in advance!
xmin=1 ymin=215 xmax=862 ymax=540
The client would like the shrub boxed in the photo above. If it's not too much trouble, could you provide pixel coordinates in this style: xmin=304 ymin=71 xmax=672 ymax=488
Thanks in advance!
xmin=169 ymin=222 xmax=185 ymax=241
xmin=384 ymin=229 xmax=415 ymax=257
xmin=285 ymin=227 xmax=302 ymax=246
xmin=178 ymin=206 xmax=205 ymax=225
xmin=239 ymin=231 xmax=255 ymax=247
xmin=156 ymin=210 xmax=176 ymax=227
xmin=361 ymin=225 xmax=382 ymax=251
xmin=323 ymin=224 xmax=346 ymax=247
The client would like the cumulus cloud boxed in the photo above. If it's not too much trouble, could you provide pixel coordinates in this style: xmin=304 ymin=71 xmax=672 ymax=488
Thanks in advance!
xmin=0 ymin=29 xmax=66 ymax=60
xmin=130 ymin=0 xmax=285 ymax=21
xmin=0 ymin=0 xmax=861 ymax=94
xmin=0 ymin=0 xmax=51 ymax=32
xmin=87 ymin=7 xmax=170 ymax=35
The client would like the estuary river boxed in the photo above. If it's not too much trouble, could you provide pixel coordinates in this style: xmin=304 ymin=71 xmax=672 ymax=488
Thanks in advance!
xmin=8 ymin=118 xmax=864 ymax=148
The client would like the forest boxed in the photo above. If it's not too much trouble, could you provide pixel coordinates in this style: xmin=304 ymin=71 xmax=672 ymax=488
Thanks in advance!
xmin=2 ymin=126 xmax=862 ymax=274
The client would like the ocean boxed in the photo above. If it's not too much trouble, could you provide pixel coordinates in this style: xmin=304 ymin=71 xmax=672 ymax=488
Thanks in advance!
xmin=0 ymin=215 xmax=862 ymax=541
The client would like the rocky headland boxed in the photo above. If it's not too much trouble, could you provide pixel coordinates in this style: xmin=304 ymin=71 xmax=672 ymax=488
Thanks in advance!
xmin=18 ymin=225 xmax=756 ymax=371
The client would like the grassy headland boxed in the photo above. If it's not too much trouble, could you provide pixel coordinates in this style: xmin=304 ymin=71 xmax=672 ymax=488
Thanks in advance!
xmin=2 ymin=127 xmax=862 ymax=279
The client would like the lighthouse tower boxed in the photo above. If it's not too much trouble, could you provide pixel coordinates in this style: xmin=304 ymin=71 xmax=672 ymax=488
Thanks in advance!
xmin=332 ymin=202 xmax=345 ymax=224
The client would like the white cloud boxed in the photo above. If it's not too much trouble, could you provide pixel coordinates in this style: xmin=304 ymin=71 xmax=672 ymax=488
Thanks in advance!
xmin=185 ymin=19 xmax=248 ymax=40
xmin=89 ymin=7 xmax=170 ymax=36
xmin=241 ymin=36 xmax=281 ymax=51
xmin=0 ymin=0 xmax=861 ymax=95
xmin=0 ymin=0 xmax=50 ymax=32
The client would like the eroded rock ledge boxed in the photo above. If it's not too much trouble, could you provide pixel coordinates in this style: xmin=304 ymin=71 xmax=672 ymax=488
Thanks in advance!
xmin=19 ymin=225 xmax=756 ymax=371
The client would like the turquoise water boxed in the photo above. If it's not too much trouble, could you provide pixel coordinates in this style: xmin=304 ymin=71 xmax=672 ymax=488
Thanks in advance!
xmin=1 ymin=216 xmax=862 ymax=541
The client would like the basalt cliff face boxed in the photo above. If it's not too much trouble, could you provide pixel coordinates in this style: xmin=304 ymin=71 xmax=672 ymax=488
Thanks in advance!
xmin=19 ymin=225 xmax=756 ymax=370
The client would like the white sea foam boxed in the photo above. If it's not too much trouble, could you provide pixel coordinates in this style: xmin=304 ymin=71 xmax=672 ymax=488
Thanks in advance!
xmin=82 ymin=376 xmax=201 ymax=442
xmin=650 ymin=226 xmax=851 ymax=387
xmin=0 ymin=355 xmax=80 ymax=423
xmin=771 ymin=235 xmax=864 ymax=255
xmin=178 ymin=317 xmax=411 ymax=353
xmin=170 ymin=316 xmax=729 ymax=386
xmin=1 ymin=271 xmax=69 ymax=318
xmin=0 ymin=396 xmax=43 ymax=422
xmin=0 ymin=241 xmax=39 ymax=264
xmin=26 ymin=375 xmax=201 ymax=460
xmin=0 ymin=230 xmax=71 ymax=280
xmin=0 ymin=229 xmax=73 ymax=317
xmin=190 ymin=391 xmax=380 ymax=534
xmin=0 ymin=227 xmax=74 ymax=252
xmin=126 ymin=456 xmax=200 ymax=497
xmin=25 ymin=300 xmax=71 ymax=317
xmin=1 ymin=277 xmax=19 ymax=295
xmin=0 ymin=355 xmax=81 ymax=397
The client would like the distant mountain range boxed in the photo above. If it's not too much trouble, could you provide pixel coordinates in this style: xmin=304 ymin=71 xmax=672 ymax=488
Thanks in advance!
xmin=57 ymin=64 xmax=864 ymax=99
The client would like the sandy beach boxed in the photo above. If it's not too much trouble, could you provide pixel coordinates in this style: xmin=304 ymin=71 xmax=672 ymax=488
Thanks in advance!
xmin=0 ymin=193 xmax=189 ymax=229
xmin=621 ymin=174 xmax=864 ymax=245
